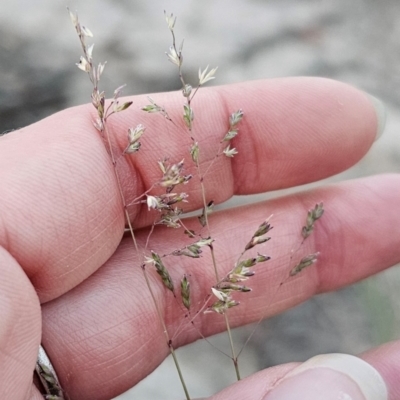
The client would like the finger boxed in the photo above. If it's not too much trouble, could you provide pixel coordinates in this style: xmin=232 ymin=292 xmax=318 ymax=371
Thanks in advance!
xmin=115 ymin=77 xmax=382 ymax=227
xmin=30 ymin=385 xmax=46 ymax=400
xmin=0 ymin=78 xmax=381 ymax=302
xmin=362 ymin=341 xmax=400 ymax=399
xmin=0 ymin=246 xmax=41 ymax=399
xmin=210 ymin=341 xmax=400 ymax=399
xmin=210 ymin=342 xmax=400 ymax=400
xmin=0 ymin=107 xmax=125 ymax=302
xmin=41 ymin=174 xmax=400 ymax=399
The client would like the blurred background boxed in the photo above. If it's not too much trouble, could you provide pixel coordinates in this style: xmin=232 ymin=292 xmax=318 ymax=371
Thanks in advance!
xmin=1 ymin=0 xmax=400 ymax=398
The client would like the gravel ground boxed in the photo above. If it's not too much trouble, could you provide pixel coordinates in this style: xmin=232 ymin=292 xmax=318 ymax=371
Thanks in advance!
xmin=1 ymin=1 xmax=400 ymax=399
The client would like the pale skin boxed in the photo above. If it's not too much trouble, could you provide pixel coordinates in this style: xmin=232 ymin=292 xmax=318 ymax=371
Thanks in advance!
xmin=1 ymin=77 xmax=400 ymax=400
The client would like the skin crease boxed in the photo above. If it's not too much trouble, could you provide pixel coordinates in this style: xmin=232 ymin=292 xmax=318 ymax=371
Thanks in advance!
xmin=0 ymin=78 xmax=399 ymax=400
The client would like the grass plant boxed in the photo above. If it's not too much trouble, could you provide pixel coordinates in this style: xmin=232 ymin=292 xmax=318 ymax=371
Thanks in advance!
xmin=64 ymin=9 xmax=324 ymax=400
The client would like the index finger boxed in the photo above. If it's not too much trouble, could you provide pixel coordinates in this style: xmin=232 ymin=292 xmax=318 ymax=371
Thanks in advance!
xmin=0 ymin=77 xmax=381 ymax=301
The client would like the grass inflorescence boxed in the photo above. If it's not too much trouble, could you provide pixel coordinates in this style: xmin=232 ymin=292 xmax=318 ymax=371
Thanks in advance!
xmin=65 ymin=8 xmax=325 ymax=400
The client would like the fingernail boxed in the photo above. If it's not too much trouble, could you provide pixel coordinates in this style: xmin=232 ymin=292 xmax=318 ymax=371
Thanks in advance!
xmin=263 ymin=354 xmax=387 ymax=400
xmin=367 ymin=94 xmax=386 ymax=141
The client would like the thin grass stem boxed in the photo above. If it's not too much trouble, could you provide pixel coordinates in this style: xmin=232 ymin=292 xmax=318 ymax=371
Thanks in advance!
xmin=103 ymin=120 xmax=191 ymax=400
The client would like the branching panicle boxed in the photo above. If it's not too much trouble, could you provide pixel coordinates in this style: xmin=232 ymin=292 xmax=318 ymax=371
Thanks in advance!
xmin=69 ymin=9 xmax=325 ymax=399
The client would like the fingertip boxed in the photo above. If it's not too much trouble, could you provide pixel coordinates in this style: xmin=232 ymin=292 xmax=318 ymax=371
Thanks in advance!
xmin=362 ymin=341 xmax=400 ymax=400
xmin=223 ymin=77 xmax=380 ymax=193
xmin=365 ymin=94 xmax=387 ymax=141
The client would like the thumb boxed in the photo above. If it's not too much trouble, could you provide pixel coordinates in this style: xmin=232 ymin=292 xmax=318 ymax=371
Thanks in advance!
xmin=0 ymin=246 xmax=41 ymax=399
xmin=262 ymin=354 xmax=387 ymax=400
xmin=210 ymin=354 xmax=387 ymax=400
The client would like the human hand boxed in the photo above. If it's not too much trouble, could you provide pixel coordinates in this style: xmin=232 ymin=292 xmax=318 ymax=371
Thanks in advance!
xmin=1 ymin=77 xmax=399 ymax=400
